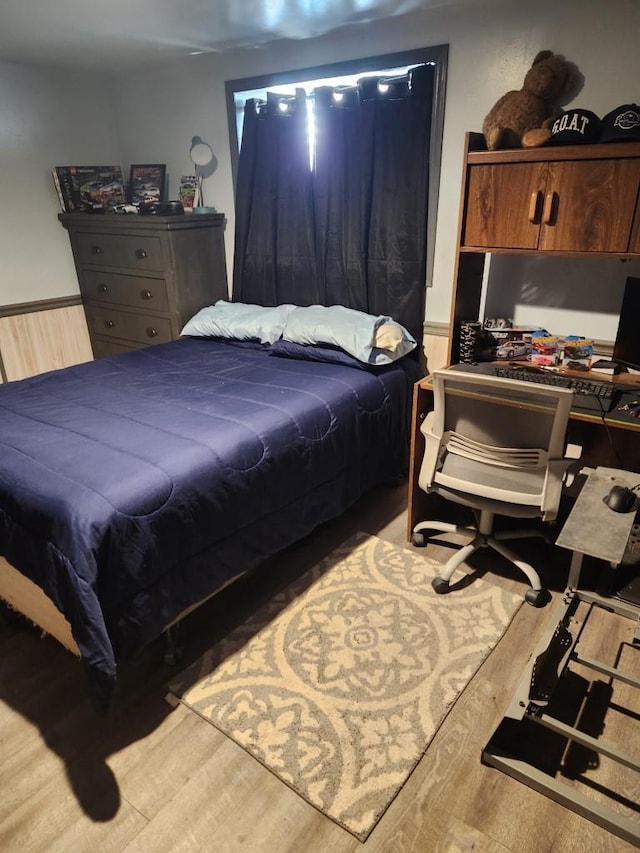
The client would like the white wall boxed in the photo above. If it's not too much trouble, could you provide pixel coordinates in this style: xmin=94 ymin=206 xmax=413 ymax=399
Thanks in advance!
xmin=1 ymin=0 xmax=639 ymax=341
xmin=0 ymin=61 xmax=123 ymax=305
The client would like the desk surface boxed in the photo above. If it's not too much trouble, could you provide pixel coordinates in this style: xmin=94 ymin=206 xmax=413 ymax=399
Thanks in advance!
xmin=556 ymin=467 xmax=638 ymax=564
xmin=449 ymin=360 xmax=640 ymax=388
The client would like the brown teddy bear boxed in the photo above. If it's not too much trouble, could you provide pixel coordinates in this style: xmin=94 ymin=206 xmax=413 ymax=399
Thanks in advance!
xmin=482 ymin=51 xmax=573 ymax=150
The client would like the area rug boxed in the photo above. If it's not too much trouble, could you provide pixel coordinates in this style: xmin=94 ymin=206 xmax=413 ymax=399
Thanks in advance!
xmin=168 ymin=533 xmax=522 ymax=840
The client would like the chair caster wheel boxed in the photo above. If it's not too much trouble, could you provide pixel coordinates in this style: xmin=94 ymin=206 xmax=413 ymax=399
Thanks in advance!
xmin=525 ymin=588 xmax=548 ymax=607
xmin=432 ymin=576 xmax=450 ymax=595
xmin=412 ymin=531 xmax=427 ymax=547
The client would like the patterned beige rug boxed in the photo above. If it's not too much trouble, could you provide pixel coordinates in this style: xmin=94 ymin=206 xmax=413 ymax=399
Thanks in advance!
xmin=168 ymin=533 xmax=522 ymax=840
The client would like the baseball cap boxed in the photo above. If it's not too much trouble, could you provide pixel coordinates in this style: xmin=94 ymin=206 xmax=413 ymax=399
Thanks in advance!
xmin=599 ymin=104 xmax=640 ymax=143
xmin=549 ymin=108 xmax=600 ymax=144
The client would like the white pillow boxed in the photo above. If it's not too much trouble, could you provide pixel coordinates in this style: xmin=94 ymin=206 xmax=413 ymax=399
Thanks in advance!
xmin=181 ymin=300 xmax=295 ymax=344
xmin=282 ymin=305 xmax=416 ymax=364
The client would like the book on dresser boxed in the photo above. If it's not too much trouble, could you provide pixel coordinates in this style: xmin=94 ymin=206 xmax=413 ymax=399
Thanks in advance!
xmin=54 ymin=165 xmax=126 ymax=212
xmin=53 ymin=166 xmax=80 ymax=212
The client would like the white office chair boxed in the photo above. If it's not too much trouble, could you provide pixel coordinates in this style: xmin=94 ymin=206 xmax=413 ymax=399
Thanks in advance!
xmin=412 ymin=369 xmax=579 ymax=606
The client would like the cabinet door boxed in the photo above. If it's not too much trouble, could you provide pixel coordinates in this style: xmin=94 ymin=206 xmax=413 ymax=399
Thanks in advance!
xmin=463 ymin=163 xmax=546 ymax=249
xmin=539 ymin=159 xmax=640 ymax=252
xmin=626 ymin=195 xmax=640 ymax=254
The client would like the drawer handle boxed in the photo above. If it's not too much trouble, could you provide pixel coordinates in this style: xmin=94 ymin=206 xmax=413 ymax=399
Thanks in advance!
xmin=99 ymin=283 xmax=108 ymax=293
xmin=140 ymin=289 xmax=153 ymax=300
xmin=104 ymin=320 xmax=115 ymax=329
xmin=135 ymin=249 xmax=148 ymax=260
xmin=91 ymin=246 xmax=103 ymax=255
xmin=146 ymin=327 xmax=158 ymax=338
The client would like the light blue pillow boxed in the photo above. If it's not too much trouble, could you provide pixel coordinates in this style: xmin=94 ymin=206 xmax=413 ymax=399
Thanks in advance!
xmin=282 ymin=305 xmax=416 ymax=364
xmin=181 ymin=300 xmax=295 ymax=344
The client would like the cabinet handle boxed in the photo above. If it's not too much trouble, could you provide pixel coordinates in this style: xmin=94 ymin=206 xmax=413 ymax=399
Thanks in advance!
xmin=135 ymin=249 xmax=148 ymax=260
xmin=542 ymin=191 xmax=558 ymax=225
xmin=91 ymin=245 xmax=103 ymax=255
xmin=528 ymin=191 xmax=542 ymax=224
xmin=146 ymin=327 xmax=158 ymax=338
xmin=99 ymin=283 xmax=108 ymax=293
xmin=140 ymin=289 xmax=153 ymax=300
xmin=104 ymin=320 xmax=115 ymax=329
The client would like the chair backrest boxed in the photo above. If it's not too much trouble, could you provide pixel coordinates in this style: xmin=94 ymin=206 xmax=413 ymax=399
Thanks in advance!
xmin=418 ymin=369 xmax=574 ymax=518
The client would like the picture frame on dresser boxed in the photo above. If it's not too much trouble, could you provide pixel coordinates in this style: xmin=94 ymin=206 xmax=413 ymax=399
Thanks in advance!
xmin=128 ymin=164 xmax=166 ymax=207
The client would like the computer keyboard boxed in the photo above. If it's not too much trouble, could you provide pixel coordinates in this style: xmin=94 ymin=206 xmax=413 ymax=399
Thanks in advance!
xmin=493 ymin=366 xmax=618 ymax=413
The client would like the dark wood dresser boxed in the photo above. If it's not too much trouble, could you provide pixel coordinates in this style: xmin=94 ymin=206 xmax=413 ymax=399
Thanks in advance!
xmin=59 ymin=212 xmax=228 ymax=358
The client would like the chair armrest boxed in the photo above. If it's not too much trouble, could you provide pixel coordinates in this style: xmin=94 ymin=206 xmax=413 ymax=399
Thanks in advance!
xmin=418 ymin=413 xmax=441 ymax=492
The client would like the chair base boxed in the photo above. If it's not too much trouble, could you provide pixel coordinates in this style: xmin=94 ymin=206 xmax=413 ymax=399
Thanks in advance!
xmin=431 ymin=574 xmax=547 ymax=607
xmin=412 ymin=511 xmax=550 ymax=607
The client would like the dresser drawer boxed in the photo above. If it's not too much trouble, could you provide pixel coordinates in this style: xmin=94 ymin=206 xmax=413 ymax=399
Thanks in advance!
xmin=81 ymin=270 xmax=170 ymax=312
xmin=75 ymin=232 xmax=164 ymax=271
xmin=86 ymin=305 xmax=173 ymax=346
xmin=91 ymin=338 xmax=141 ymax=358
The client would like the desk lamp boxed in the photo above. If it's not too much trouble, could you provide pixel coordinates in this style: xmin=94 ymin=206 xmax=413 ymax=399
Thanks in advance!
xmin=189 ymin=136 xmax=217 ymax=213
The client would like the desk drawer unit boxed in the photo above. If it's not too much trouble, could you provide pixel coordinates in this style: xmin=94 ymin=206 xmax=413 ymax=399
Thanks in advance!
xmin=60 ymin=212 xmax=228 ymax=357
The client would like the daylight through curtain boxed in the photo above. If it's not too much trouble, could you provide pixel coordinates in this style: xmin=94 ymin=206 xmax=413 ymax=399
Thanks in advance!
xmin=232 ymin=63 xmax=434 ymax=344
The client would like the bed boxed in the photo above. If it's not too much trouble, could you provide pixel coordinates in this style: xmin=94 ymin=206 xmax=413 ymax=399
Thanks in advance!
xmin=0 ymin=312 xmax=420 ymax=710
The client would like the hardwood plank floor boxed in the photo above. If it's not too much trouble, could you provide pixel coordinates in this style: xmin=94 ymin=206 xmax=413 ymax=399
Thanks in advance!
xmin=0 ymin=484 xmax=637 ymax=852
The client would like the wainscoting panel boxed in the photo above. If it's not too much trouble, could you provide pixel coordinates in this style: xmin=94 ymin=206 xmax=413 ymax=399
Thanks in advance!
xmin=0 ymin=304 xmax=93 ymax=382
xmin=423 ymin=322 xmax=450 ymax=373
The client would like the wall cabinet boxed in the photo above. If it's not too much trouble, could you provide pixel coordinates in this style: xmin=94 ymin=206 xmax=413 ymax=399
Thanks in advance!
xmin=450 ymin=134 xmax=640 ymax=364
xmin=463 ymin=158 xmax=640 ymax=253
xmin=60 ymin=212 xmax=228 ymax=358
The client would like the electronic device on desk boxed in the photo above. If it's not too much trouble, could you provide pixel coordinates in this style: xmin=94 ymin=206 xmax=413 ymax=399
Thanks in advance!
xmin=603 ymin=483 xmax=639 ymax=513
xmin=492 ymin=365 xmax=618 ymax=413
xmin=591 ymin=275 xmax=640 ymax=376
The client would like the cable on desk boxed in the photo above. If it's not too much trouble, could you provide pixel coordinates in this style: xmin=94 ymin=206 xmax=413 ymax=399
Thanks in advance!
xmin=595 ymin=403 xmax=627 ymax=471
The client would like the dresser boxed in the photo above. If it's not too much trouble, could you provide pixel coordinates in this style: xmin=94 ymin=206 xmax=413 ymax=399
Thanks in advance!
xmin=59 ymin=212 xmax=228 ymax=358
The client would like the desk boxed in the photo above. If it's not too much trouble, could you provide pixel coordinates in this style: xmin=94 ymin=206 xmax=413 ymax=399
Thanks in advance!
xmin=482 ymin=467 xmax=640 ymax=845
xmin=407 ymin=367 xmax=640 ymax=541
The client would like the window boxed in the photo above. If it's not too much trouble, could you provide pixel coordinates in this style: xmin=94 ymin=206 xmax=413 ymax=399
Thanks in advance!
xmin=225 ymin=45 xmax=448 ymax=287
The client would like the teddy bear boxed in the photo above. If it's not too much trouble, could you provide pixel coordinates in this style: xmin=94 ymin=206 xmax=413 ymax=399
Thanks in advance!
xmin=482 ymin=51 xmax=573 ymax=150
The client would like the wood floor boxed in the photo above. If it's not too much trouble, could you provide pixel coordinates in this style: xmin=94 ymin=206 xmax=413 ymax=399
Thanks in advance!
xmin=0 ymin=484 xmax=638 ymax=852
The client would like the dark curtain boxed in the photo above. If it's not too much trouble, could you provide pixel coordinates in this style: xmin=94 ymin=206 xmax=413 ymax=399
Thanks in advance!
xmin=233 ymin=64 xmax=434 ymax=344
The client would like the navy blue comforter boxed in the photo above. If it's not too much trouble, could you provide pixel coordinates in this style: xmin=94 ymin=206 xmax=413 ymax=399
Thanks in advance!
xmin=0 ymin=338 xmax=419 ymax=708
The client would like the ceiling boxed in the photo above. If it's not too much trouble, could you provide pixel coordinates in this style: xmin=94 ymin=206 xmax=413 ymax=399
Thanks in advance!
xmin=0 ymin=0 xmax=459 ymax=73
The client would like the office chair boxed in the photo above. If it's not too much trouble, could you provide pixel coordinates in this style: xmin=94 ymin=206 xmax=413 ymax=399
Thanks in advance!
xmin=412 ymin=369 xmax=579 ymax=606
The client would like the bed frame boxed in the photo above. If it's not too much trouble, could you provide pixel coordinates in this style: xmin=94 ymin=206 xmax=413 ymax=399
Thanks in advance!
xmin=0 ymin=555 xmax=80 ymax=655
